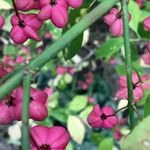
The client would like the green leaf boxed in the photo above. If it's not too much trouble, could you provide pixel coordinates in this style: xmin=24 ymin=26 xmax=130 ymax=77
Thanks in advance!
xmin=68 ymin=95 xmax=88 ymax=112
xmin=144 ymin=95 xmax=150 ymax=117
xmin=137 ymin=90 xmax=150 ymax=106
xmin=96 ymin=37 xmax=123 ymax=60
xmin=67 ymin=115 xmax=85 ymax=144
xmin=128 ymin=0 xmax=140 ymax=35
xmin=79 ymin=106 xmax=93 ymax=123
xmin=3 ymin=13 xmax=13 ymax=32
xmin=48 ymin=92 xmax=59 ymax=108
xmin=50 ymin=108 xmax=68 ymax=123
xmin=138 ymin=22 xmax=150 ymax=39
xmin=62 ymin=8 xmax=85 ymax=60
xmin=63 ymin=33 xmax=83 ymax=60
xmin=131 ymin=43 xmax=139 ymax=62
xmin=143 ymin=2 xmax=150 ymax=11
xmin=36 ymin=118 xmax=53 ymax=127
xmin=98 ymin=138 xmax=113 ymax=150
xmin=4 ymin=45 xmax=17 ymax=56
xmin=139 ymin=10 xmax=150 ymax=22
xmin=64 ymin=73 xmax=73 ymax=83
xmin=0 ymin=1 xmax=12 ymax=9
xmin=115 ymin=64 xmax=126 ymax=75
xmin=138 ymin=6 xmax=150 ymax=39
xmin=84 ymin=0 xmax=95 ymax=5
xmin=66 ymin=142 xmax=74 ymax=150
xmin=58 ymin=77 xmax=67 ymax=90
xmin=62 ymin=0 xmax=94 ymax=60
xmin=90 ymin=132 xmax=105 ymax=145
xmin=121 ymin=116 xmax=150 ymax=150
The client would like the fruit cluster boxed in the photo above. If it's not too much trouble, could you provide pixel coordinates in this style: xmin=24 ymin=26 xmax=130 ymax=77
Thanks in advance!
xmin=0 ymin=0 xmax=83 ymax=44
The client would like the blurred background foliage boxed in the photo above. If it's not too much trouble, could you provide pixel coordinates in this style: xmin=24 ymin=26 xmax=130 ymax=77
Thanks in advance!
xmin=0 ymin=0 xmax=150 ymax=150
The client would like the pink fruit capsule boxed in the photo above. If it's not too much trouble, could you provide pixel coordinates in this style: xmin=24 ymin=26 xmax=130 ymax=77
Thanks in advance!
xmin=0 ymin=15 xmax=5 ymax=29
xmin=66 ymin=0 xmax=83 ymax=8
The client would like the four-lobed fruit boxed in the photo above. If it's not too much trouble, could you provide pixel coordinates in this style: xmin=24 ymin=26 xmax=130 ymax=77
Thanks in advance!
xmin=0 ymin=15 xmax=4 ymax=29
xmin=11 ymin=0 xmax=83 ymax=44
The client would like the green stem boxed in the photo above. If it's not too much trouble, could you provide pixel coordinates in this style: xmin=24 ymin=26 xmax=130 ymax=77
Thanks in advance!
xmin=22 ymin=72 xmax=32 ymax=150
xmin=71 ymin=74 xmax=77 ymax=96
xmin=114 ymin=104 xmax=143 ymax=122
xmin=131 ymin=103 xmax=143 ymax=121
xmin=0 ymin=0 xmax=119 ymax=100
xmin=29 ymin=0 xmax=119 ymax=69
xmin=130 ymin=38 xmax=149 ymax=42
xmin=0 ymin=70 xmax=24 ymax=100
xmin=0 ymin=66 xmax=24 ymax=85
xmin=121 ymin=0 xmax=134 ymax=130
xmin=132 ymin=66 xmax=143 ymax=83
xmin=0 ymin=71 xmax=17 ymax=85
xmin=115 ymin=105 xmax=128 ymax=114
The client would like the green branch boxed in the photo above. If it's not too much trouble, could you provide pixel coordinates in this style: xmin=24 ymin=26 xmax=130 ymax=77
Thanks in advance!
xmin=121 ymin=0 xmax=134 ymax=130
xmin=131 ymin=103 xmax=143 ymax=121
xmin=0 ymin=70 xmax=24 ymax=100
xmin=0 ymin=66 xmax=24 ymax=84
xmin=22 ymin=72 xmax=32 ymax=150
xmin=0 ymin=0 xmax=119 ymax=100
xmin=29 ymin=0 xmax=119 ymax=69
